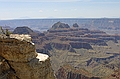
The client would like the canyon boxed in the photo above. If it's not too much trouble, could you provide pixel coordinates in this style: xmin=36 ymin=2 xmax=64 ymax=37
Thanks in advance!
xmin=11 ymin=21 xmax=120 ymax=79
xmin=0 ymin=18 xmax=120 ymax=79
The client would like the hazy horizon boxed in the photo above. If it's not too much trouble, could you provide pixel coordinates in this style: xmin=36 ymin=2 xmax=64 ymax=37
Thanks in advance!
xmin=0 ymin=0 xmax=120 ymax=20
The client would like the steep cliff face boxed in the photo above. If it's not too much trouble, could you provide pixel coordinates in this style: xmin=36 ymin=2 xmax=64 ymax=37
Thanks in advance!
xmin=0 ymin=34 xmax=55 ymax=79
xmin=65 ymin=37 xmax=108 ymax=46
xmin=70 ymin=42 xmax=93 ymax=49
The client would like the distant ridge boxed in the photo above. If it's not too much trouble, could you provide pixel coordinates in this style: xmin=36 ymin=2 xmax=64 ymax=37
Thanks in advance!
xmin=0 ymin=18 xmax=120 ymax=34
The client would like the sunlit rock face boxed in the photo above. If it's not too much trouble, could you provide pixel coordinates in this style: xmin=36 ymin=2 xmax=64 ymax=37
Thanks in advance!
xmin=0 ymin=34 xmax=55 ymax=79
xmin=0 ymin=34 xmax=37 ymax=62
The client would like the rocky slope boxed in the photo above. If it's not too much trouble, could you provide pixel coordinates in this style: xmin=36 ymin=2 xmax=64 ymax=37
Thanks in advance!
xmin=0 ymin=33 xmax=55 ymax=79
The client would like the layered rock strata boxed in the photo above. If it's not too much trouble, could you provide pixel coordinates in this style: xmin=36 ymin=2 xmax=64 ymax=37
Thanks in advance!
xmin=56 ymin=64 xmax=101 ymax=79
xmin=0 ymin=34 xmax=55 ymax=79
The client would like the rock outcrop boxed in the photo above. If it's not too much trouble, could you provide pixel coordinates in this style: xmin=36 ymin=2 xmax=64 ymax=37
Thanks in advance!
xmin=13 ymin=26 xmax=34 ymax=34
xmin=50 ymin=21 xmax=70 ymax=30
xmin=73 ymin=23 xmax=79 ymax=28
xmin=0 ymin=34 xmax=55 ymax=79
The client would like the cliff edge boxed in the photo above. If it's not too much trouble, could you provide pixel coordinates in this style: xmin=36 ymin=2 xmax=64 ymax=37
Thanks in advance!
xmin=0 ymin=34 xmax=55 ymax=79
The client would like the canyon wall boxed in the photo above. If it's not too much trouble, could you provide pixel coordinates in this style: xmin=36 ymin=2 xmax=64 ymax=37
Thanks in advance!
xmin=0 ymin=34 xmax=55 ymax=79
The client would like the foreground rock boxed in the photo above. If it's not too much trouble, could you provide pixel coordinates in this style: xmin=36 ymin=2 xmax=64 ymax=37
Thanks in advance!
xmin=0 ymin=56 xmax=18 ymax=79
xmin=0 ymin=34 xmax=55 ymax=79
xmin=0 ymin=35 xmax=37 ymax=62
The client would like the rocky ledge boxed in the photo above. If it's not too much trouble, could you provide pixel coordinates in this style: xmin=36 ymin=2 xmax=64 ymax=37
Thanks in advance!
xmin=0 ymin=34 xmax=55 ymax=79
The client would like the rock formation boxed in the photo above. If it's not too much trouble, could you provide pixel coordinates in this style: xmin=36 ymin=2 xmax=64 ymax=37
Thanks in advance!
xmin=73 ymin=23 xmax=79 ymax=28
xmin=50 ymin=21 xmax=70 ymax=30
xmin=13 ymin=26 xmax=34 ymax=34
xmin=0 ymin=34 xmax=55 ymax=79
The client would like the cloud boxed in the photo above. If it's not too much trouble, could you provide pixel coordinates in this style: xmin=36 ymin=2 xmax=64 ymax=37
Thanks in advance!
xmin=54 ymin=9 xmax=58 ymax=12
xmin=74 ymin=9 xmax=77 ymax=11
xmin=39 ymin=10 xmax=43 ymax=13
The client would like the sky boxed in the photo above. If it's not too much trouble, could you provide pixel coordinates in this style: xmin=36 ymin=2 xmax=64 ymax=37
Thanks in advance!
xmin=0 ymin=0 xmax=120 ymax=20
